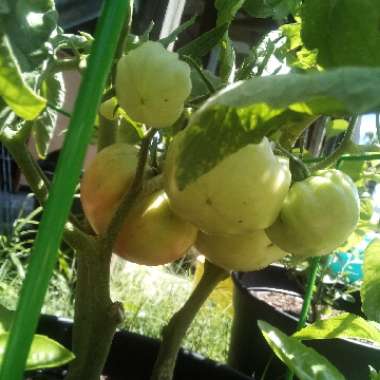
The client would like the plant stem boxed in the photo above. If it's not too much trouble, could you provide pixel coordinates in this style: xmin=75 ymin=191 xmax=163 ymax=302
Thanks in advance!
xmin=65 ymin=249 xmax=123 ymax=380
xmin=2 ymin=138 xmax=93 ymax=252
xmin=311 ymin=115 xmax=358 ymax=171
xmin=285 ymin=256 xmax=320 ymax=380
xmin=150 ymin=261 xmax=228 ymax=380
xmin=65 ymin=129 xmax=155 ymax=380
xmin=101 ymin=128 xmax=155 ymax=251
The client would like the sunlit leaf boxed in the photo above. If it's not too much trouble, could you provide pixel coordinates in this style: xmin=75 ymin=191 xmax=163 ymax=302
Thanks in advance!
xmin=293 ymin=312 xmax=380 ymax=346
xmin=362 ymin=238 xmax=380 ymax=322
xmin=0 ymin=333 xmax=74 ymax=370
xmin=258 ymin=320 xmax=345 ymax=380
xmin=0 ymin=35 xmax=46 ymax=120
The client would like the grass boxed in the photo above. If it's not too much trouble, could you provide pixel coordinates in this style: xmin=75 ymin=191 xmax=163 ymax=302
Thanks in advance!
xmin=110 ymin=256 xmax=233 ymax=362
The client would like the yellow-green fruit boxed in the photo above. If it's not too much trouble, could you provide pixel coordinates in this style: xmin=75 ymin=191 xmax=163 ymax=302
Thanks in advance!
xmin=266 ymin=169 xmax=360 ymax=257
xmin=81 ymin=143 xmax=138 ymax=233
xmin=164 ymin=135 xmax=291 ymax=235
xmin=80 ymin=144 xmax=197 ymax=265
xmin=195 ymin=230 xmax=287 ymax=272
xmin=115 ymin=41 xmax=191 ymax=128
xmin=113 ymin=191 xmax=198 ymax=265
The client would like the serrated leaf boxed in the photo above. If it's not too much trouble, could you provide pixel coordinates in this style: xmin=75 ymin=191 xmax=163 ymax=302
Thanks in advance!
xmin=32 ymin=72 xmax=65 ymax=158
xmin=215 ymin=0 xmax=245 ymax=82
xmin=258 ymin=320 xmax=345 ymax=380
xmin=277 ymin=23 xmax=319 ymax=71
xmin=160 ymin=16 xmax=197 ymax=48
xmin=175 ymin=67 xmax=380 ymax=189
xmin=4 ymin=0 xmax=58 ymax=71
xmin=177 ymin=23 xmax=229 ymax=59
xmin=301 ymin=0 xmax=380 ymax=68
xmin=0 ymin=35 xmax=46 ymax=120
xmin=293 ymin=313 xmax=380 ymax=346
xmin=0 ymin=333 xmax=74 ymax=370
xmin=362 ymin=238 xmax=380 ymax=322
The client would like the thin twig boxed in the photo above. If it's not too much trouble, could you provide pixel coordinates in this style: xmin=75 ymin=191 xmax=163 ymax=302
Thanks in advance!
xmin=311 ymin=115 xmax=358 ymax=171
xmin=100 ymin=128 xmax=156 ymax=255
xmin=150 ymin=261 xmax=228 ymax=380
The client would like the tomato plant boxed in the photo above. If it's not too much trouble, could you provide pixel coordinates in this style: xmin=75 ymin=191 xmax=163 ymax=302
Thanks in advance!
xmin=1 ymin=1 xmax=380 ymax=380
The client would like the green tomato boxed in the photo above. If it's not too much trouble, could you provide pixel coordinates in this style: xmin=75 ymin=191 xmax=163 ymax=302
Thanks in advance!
xmin=115 ymin=41 xmax=192 ymax=128
xmin=266 ymin=169 xmax=360 ymax=257
xmin=196 ymin=230 xmax=287 ymax=272
xmin=164 ymin=135 xmax=291 ymax=235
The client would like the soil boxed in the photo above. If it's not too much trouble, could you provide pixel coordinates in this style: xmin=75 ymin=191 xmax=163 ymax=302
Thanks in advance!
xmin=249 ymin=288 xmax=342 ymax=323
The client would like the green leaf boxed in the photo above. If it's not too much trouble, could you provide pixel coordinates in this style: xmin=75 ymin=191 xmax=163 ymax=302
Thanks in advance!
xmin=360 ymin=198 xmax=374 ymax=222
xmin=189 ymin=69 xmax=222 ymax=100
xmin=32 ymin=72 xmax=65 ymax=158
xmin=326 ymin=119 xmax=349 ymax=138
xmin=177 ymin=23 xmax=229 ymax=59
xmin=301 ymin=0 xmax=380 ymax=68
xmin=362 ymin=238 xmax=380 ymax=322
xmin=276 ymin=22 xmax=319 ymax=71
xmin=215 ymin=0 xmax=245 ymax=82
xmin=293 ymin=313 xmax=380 ymax=346
xmin=258 ymin=320 xmax=345 ymax=380
xmin=0 ymin=35 xmax=46 ymax=120
xmin=216 ymin=0 xmax=245 ymax=25
xmin=244 ymin=0 xmax=300 ymax=20
xmin=160 ymin=16 xmax=197 ymax=48
xmin=0 ymin=333 xmax=74 ymax=370
xmin=175 ymin=67 xmax=380 ymax=190
xmin=3 ymin=0 xmax=58 ymax=71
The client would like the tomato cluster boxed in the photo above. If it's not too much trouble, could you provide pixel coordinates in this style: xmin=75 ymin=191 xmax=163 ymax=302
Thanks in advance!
xmin=80 ymin=41 xmax=360 ymax=271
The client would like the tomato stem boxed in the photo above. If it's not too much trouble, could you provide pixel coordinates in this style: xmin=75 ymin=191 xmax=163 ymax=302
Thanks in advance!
xmin=150 ymin=260 xmax=228 ymax=380
xmin=311 ymin=115 xmax=358 ymax=171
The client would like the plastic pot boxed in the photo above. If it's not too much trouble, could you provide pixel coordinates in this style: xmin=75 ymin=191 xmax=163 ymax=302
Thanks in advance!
xmin=33 ymin=314 xmax=252 ymax=380
xmin=228 ymin=266 xmax=380 ymax=380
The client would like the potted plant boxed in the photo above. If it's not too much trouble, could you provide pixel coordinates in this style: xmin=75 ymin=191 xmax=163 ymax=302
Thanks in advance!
xmin=1 ymin=1 xmax=380 ymax=380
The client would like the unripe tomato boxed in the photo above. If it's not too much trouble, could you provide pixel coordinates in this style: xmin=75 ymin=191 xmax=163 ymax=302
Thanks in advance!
xmin=266 ymin=169 xmax=360 ymax=257
xmin=164 ymin=135 xmax=291 ymax=235
xmin=80 ymin=143 xmax=198 ymax=265
xmin=81 ymin=143 xmax=138 ymax=233
xmin=115 ymin=41 xmax=192 ymax=128
xmin=195 ymin=230 xmax=287 ymax=272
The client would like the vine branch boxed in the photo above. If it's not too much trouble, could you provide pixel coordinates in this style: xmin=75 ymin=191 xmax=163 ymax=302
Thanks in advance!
xmin=150 ymin=260 xmax=228 ymax=380
xmin=311 ymin=116 xmax=358 ymax=171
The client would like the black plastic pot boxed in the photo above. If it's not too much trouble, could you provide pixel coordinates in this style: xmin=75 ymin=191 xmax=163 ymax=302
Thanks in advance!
xmin=34 ymin=315 xmax=252 ymax=380
xmin=228 ymin=266 xmax=380 ymax=380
